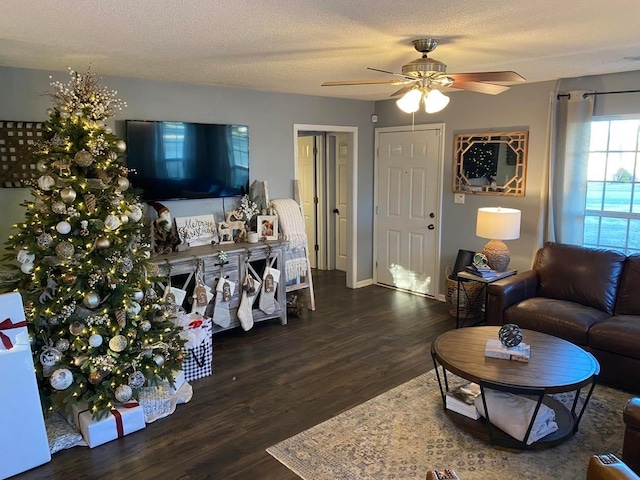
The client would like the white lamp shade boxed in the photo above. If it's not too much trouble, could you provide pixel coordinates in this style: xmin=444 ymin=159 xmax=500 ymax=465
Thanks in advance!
xmin=396 ymin=88 xmax=422 ymax=113
xmin=424 ymin=89 xmax=450 ymax=113
xmin=476 ymin=207 xmax=521 ymax=240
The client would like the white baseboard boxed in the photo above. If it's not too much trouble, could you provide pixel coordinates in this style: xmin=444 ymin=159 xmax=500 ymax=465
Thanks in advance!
xmin=355 ymin=278 xmax=374 ymax=288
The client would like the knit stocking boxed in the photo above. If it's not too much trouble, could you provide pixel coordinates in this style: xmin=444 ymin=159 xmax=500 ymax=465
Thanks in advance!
xmin=237 ymin=273 xmax=261 ymax=331
xmin=191 ymin=284 xmax=213 ymax=316
xmin=259 ymin=267 xmax=280 ymax=315
xmin=212 ymin=278 xmax=235 ymax=328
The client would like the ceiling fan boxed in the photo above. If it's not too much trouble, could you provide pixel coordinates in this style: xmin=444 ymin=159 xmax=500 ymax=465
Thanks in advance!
xmin=322 ymin=39 xmax=526 ymax=113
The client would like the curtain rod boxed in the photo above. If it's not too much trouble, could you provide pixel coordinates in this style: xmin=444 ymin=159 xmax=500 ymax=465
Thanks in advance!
xmin=557 ymin=89 xmax=640 ymax=99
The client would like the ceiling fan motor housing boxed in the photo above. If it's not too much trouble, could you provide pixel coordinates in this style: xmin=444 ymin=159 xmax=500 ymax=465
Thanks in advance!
xmin=402 ymin=57 xmax=448 ymax=77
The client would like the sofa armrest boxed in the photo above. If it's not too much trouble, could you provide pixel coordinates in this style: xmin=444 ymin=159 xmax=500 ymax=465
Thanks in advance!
xmin=587 ymin=454 xmax=640 ymax=480
xmin=486 ymin=270 xmax=539 ymax=326
xmin=623 ymin=398 xmax=640 ymax=475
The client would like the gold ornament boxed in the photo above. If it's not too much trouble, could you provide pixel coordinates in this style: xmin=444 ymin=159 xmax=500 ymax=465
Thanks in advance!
xmin=83 ymin=291 xmax=100 ymax=309
xmin=60 ymin=187 xmax=77 ymax=204
xmin=74 ymin=150 xmax=94 ymax=167
xmin=69 ymin=321 xmax=86 ymax=336
xmin=36 ymin=160 xmax=49 ymax=173
xmin=116 ymin=140 xmax=127 ymax=153
xmin=97 ymin=170 xmax=114 ymax=185
xmin=88 ymin=371 xmax=104 ymax=384
xmin=116 ymin=176 xmax=130 ymax=191
xmin=34 ymin=196 xmax=49 ymax=213
xmin=104 ymin=214 xmax=121 ymax=231
xmin=85 ymin=193 xmax=97 ymax=214
xmin=95 ymin=237 xmax=111 ymax=249
xmin=119 ymin=213 xmax=129 ymax=224
xmin=108 ymin=334 xmax=128 ymax=353
xmin=37 ymin=175 xmax=56 ymax=191
xmin=108 ymin=151 xmax=119 ymax=161
xmin=62 ymin=273 xmax=77 ymax=285
xmin=55 ymin=241 xmax=75 ymax=259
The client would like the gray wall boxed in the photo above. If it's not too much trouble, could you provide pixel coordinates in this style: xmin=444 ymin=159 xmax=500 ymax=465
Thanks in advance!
xmin=0 ymin=66 xmax=376 ymax=282
xmin=374 ymin=69 xmax=640 ymax=294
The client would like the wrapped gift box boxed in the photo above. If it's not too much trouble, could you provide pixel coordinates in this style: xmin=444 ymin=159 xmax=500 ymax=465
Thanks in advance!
xmin=0 ymin=291 xmax=29 ymax=351
xmin=0 ymin=293 xmax=51 ymax=478
xmin=71 ymin=402 xmax=146 ymax=448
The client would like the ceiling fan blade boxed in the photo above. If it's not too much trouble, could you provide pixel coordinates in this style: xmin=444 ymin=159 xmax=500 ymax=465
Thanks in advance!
xmin=448 ymin=71 xmax=526 ymax=83
xmin=367 ymin=67 xmax=415 ymax=80
xmin=450 ymin=82 xmax=511 ymax=95
xmin=321 ymin=79 xmax=400 ymax=86
xmin=390 ymin=84 xmax=416 ymax=98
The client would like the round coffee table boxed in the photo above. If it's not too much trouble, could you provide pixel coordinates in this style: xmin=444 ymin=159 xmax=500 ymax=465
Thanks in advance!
xmin=431 ymin=326 xmax=600 ymax=450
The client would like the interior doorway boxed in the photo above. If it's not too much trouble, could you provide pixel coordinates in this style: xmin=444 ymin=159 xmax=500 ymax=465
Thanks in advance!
xmin=294 ymin=124 xmax=357 ymax=288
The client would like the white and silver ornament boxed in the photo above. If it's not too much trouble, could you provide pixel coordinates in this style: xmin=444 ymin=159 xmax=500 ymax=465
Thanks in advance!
xmin=104 ymin=214 xmax=121 ymax=231
xmin=115 ymin=384 xmax=133 ymax=402
xmin=50 ymin=368 xmax=74 ymax=390
xmin=109 ymin=334 xmax=128 ymax=353
xmin=128 ymin=370 xmax=146 ymax=388
xmin=126 ymin=205 xmax=143 ymax=223
xmin=39 ymin=346 xmax=62 ymax=367
xmin=127 ymin=302 xmax=141 ymax=317
xmin=153 ymin=354 xmax=165 ymax=366
xmin=37 ymin=175 xmax=56 ymax=191
xmin=132 ymin=290 xmax=144 ymax=302
xmin=20 ymin=262 xmax=34 ymax=274
xmin=37 ymin=233 xmax=53 ymax=248
xmin=56 ymin=221 xmax=72 ymax=235
xmin=139 ymin=320 xmax=152 ymax=332
xmin=116 ymin=140 xmax=127 ymax=153
xmin=116 ymin=176 xmax=130 ymax=191
xmin=52 ymin=201 xmax=67 ymax=214
xmin=55 ymin=338 xmax=70 ymax=352
xmin=88 ymin=334 xmax=103 ymax=348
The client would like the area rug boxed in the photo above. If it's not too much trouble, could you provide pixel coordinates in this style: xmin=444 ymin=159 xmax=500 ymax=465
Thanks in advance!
xmin=267 ymin=369 xmax=630 ymax=480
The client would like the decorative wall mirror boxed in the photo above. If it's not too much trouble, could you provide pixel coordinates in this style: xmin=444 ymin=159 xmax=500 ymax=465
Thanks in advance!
xmin=453 ymin=131 xmax=528 ymax=197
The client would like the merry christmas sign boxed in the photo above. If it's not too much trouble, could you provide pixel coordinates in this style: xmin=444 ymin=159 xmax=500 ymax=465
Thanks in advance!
xmin=175 ymin=215 xmax=218 ymax=247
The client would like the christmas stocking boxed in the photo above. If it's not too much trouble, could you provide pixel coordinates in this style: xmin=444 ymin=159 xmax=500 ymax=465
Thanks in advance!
xmin=163 ymin=285 xmax=187 ymax=315
xmin=212 ymin=278 xmax=235 ymax=328
xmin=238 ymin=273 xmax=261 ymax=331
xmin=191 ymin=283 xmax=213 ymax=316
xmin=259 ymin=267 xmax=280 ymax=315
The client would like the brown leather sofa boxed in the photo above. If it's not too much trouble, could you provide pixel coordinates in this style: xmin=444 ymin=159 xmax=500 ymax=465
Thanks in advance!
xmin=486 ymin=242 xmax=640 ymax=392
xmin=587 ymin=398 xmax=640 ymax=479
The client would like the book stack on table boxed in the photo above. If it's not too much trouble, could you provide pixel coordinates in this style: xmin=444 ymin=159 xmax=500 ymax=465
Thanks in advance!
xmin=485 ymin=339 xmax=531 ymax=362
xmin=445 ymin=382 xmax=481 ymax=420
xmin=464 ymin=265 xmax=497 ymax=278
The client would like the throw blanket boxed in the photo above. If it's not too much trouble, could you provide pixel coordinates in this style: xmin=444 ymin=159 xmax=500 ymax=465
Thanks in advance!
xmin=474 ymin=389 xmax=558 ymax=445
xmin=271 ymin=199 xmax=308 ymax=251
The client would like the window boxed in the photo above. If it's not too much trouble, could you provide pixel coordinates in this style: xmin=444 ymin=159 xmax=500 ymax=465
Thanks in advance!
xmin=585 ymin=118 xmax=640 ymax=254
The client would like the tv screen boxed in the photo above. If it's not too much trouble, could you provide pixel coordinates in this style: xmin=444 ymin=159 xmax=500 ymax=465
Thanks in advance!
xmin=125 ymin=120 xmax=249 ymax=201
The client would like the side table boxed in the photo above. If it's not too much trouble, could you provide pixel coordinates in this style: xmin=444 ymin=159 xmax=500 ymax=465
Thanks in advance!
xmin=455 ymin=269 xmax=516 ymax=328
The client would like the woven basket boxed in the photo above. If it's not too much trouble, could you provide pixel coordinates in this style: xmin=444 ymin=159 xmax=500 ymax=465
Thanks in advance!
xmin=445 ymin=275 xmax=484 ymax=319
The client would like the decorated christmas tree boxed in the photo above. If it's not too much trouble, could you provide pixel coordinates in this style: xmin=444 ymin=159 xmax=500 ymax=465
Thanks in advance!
xmin=3 ymin=69 xmax=184 ymax=419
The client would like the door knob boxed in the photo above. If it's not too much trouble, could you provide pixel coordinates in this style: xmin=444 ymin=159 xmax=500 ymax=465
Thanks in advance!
xmin=428 ymin=224 xmax=435 ymax=230
xmin=333 ymin=208 xmax=340 ymax=214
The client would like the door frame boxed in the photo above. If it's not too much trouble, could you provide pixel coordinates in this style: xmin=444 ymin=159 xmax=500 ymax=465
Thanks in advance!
xmin=373 ymin=123 xmax=445 ymax=297
xmin=294 ymin=124 xmax=358 ymax=289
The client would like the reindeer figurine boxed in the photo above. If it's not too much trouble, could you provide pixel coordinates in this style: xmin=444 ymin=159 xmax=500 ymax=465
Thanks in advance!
xmin=225 ymin=210 xmax=247 ymax=242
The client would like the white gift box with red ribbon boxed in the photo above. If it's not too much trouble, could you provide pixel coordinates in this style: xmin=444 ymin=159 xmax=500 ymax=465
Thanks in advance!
xmin=0 ymin=292 xmax=51 ymax=478
xmin=0 ymin=291 xmax=29 ymax=350
xmin=70 ymin=401 xmax=146 ymax=448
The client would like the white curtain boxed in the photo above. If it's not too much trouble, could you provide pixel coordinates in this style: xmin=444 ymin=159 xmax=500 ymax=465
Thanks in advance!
xmin=538 ymin=89 xmax=594 ymax=248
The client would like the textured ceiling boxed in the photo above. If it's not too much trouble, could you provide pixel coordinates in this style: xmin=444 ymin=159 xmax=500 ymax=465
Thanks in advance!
xmin=1 ymin=0 xmax=640 ymax=101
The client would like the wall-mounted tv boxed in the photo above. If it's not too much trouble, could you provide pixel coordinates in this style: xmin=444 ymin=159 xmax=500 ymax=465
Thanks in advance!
xmin=125 ymin=120 xmax=249 ymax=201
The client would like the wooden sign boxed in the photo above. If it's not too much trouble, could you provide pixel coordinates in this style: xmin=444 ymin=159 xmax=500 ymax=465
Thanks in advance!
xmin=175 ymin=215 xmax=218 ymax=247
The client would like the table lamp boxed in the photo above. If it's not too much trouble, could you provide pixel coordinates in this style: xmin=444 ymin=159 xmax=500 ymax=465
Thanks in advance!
xmin=475 ymin=207 xmax=521 ymax=272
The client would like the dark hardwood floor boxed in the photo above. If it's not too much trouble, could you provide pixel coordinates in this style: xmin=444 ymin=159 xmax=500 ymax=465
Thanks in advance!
xmin=16 ymin=270 xmax=454 ymax=480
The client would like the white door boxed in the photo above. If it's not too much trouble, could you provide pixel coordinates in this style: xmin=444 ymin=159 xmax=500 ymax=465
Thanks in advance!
xmin=334 ymin=135 xmax=348 ymax=272
xmin=297 ymin=135 xmax=317 ymax=268
xmin=375 ymin=127 xmax=442 ymax=297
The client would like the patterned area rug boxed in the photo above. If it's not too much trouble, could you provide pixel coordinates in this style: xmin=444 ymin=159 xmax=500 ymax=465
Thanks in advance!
xmin=267 ymin=369 xmax=630 ymax=480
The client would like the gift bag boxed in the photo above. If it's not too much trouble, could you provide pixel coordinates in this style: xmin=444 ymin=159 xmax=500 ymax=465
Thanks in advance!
xmin=173 ymin=312 xmax=213 ymax=382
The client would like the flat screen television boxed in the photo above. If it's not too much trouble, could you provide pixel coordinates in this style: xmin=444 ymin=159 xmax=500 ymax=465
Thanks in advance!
xmin=125 ymin=120 xmax=249 ymax=201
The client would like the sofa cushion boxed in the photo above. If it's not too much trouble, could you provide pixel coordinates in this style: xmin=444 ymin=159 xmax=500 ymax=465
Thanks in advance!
xmin=535 ymin=242 xmax=626 ymax=314
xmin=616 ymin=255 xmax=640 ymax=315
xmin=588 ymin=315 xmax=640 ymax=358
xmin=505 ymin=297 xmax=610 ymax=345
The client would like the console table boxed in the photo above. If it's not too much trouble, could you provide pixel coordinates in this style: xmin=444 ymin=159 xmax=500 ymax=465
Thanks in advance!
xmin=151 ymin=240 xmax=287 ymax=333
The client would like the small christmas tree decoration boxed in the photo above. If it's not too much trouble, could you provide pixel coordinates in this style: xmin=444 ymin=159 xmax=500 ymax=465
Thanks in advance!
xmin=3 ymin=69 xmax=184 ymax=419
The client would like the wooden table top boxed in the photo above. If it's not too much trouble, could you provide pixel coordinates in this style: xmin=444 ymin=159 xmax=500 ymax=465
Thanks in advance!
xmin=432 ymin=326 xmax=600 ymax=393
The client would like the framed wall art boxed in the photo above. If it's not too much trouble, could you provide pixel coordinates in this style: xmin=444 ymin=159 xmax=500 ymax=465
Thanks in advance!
xmin=257 ymin=215 xmax=278 ymax=241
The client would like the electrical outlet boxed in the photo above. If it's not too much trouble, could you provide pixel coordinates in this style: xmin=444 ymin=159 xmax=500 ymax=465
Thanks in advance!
xmin=454 ymin=193 xmax=465 ymax=204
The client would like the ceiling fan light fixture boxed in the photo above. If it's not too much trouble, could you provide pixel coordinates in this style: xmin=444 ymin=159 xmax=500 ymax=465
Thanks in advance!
xmin=424 ymin=89 xmax=450 ymax=113
xmin=396 ymin=88 xmax=423 ymax=113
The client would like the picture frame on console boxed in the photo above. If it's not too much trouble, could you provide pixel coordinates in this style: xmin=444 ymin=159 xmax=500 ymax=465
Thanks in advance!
xmin=257 ymin=215 xmax=278 ymax=241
